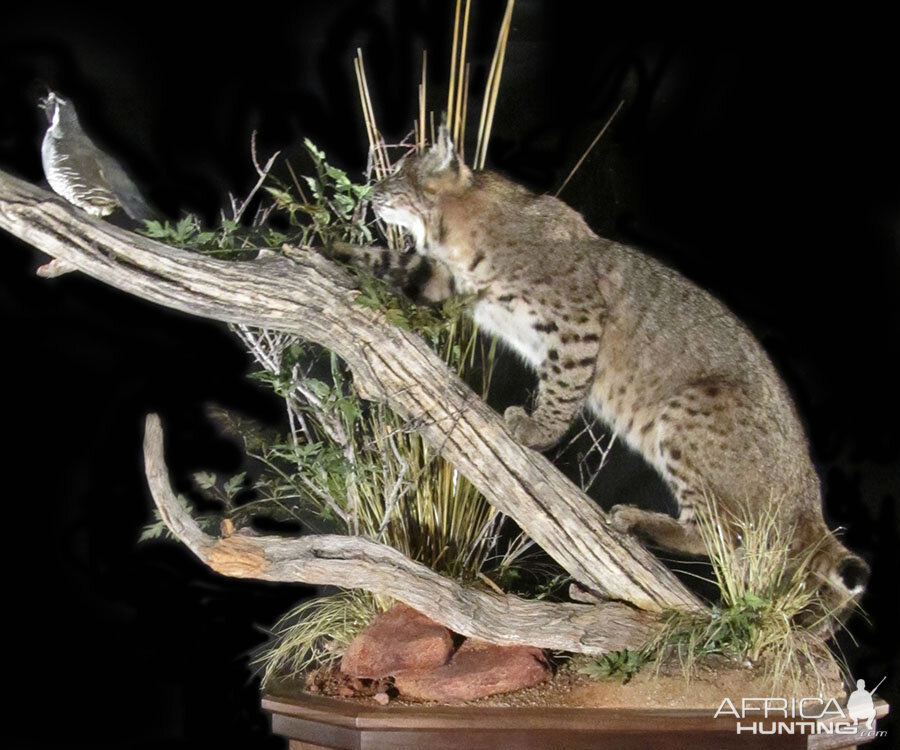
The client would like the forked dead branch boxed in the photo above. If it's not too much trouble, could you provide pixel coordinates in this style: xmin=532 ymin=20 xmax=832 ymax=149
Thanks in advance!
xmin=0 ymin=169 xmax=703 ymax=655
xmin=144 ymin=414 xmax=658 ymax=653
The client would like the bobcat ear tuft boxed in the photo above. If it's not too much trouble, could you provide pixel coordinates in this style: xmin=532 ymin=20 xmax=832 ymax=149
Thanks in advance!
xmin=436 ymin=122 xmax=453 ymax=148
xmin=427 ymin=124 xmax=459 ymax=173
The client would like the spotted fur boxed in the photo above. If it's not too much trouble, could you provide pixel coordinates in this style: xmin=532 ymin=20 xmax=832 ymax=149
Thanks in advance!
xmin=360 ymin=126 xmax=867 ymax=626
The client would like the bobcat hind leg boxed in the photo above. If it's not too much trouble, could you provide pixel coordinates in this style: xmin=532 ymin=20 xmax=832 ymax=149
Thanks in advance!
xmin=608 ymin=503 xmax=708 ymax=556
xmin=609 ymin=390 xmax=715 ymax=556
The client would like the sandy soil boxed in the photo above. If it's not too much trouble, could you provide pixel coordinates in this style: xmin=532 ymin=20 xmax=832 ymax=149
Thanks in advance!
xmin=296 ymin=655 xmax=847 ymax=709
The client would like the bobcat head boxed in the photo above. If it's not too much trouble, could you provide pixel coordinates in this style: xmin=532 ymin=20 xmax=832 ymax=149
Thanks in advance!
xmin=369 ymin=126 xmax=472 ymax=252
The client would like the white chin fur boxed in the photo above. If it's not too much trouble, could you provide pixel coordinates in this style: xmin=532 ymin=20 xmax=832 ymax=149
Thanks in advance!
xmin=375 ymin=205 xmax=425 ymax=249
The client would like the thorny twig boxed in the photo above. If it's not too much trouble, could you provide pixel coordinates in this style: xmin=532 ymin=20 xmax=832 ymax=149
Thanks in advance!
xmin=579 ymin=417 xmax=616 ymax=493
xmin=226 ymin=130 xmax=281 ymax=225
xmin=552 ymin=412 xmax=616 ymax=493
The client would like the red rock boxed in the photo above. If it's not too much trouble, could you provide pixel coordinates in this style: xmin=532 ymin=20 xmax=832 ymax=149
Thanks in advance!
xmin=393 ymin=639 xmax=550 ymax=702
xmin=340 ymin=603 xmax=454 ymax=679
xmin=373 ymin=692 xmax=390 ymax=705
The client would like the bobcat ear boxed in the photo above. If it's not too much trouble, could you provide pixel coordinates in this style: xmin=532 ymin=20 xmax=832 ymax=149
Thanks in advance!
xmin=426 ymin=124 xmax=460 ymax=174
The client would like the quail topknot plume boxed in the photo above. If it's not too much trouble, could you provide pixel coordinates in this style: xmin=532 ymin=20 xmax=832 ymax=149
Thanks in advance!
xmin=39 ymin=91 xmax=155 ymax=221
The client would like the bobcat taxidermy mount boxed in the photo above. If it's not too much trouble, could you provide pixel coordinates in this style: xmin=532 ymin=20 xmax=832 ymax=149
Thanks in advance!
xmin=330 ymin=126 xmax=868 ymax=625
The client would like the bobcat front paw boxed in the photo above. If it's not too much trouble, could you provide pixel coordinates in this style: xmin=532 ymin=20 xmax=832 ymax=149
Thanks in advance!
xmin=503 ymin=406 xmax=561 ymax=451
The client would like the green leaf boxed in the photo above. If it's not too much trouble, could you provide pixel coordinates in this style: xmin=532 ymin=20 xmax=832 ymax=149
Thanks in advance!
xmin=194 ymin=471 xmax=217 ymax=490
xmin=324 ymin=163 xmax=349 ymax=183
xmin=283 ymin=342 xmax=306 ymax=366
xmin=578 ymin=650 xmax=645 ymax=684
xmin=337 ymin=397 xmax=361 ymax=423
xmin=142 ymin=220 xmax=167 ymax=237
xmin=302 ymin=379 xmax=332 ymax=401
xmin=304 ymin=138 xmax=325 ymax=161
xmin=139 ymin=518 xmax=171 ymax=542
xmin=265 ymin=186 xmax=295 ymax=205
xmin=175 ymin=215 xmax=196 ymax=241
xmin=333 ymin=193 xmax=355 ymax=214
xmin=224 ymin=472 xmax=248 ymax=497
xmin=742 ymin=592 xmax=766 ymax=610
xmin=266 ymin=229 xmax=287 ymax=246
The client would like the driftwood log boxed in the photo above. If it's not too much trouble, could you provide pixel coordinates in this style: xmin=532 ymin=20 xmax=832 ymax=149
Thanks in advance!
xmin=145 ymin=414 xmax=658 ymax=652
xmin=0 ymin=169 xmax=703 ymax=654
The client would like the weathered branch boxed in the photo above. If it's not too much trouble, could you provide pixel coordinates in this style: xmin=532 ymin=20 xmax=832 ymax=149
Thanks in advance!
xmin=0 ymin=169 xmax=701 ymax=612
xmin=144 ymin=414 xmax=657 ymax=653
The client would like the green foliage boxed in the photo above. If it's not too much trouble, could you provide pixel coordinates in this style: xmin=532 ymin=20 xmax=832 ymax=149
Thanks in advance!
xmin=139 ymin=137 xmax=548 ymax=683
xmin=264 ymin=139 xmax=373 ymax=248
xmin=578 ymin=649 xmax=646 ymax=684
xmin=142 ymin=215 xmax=257 ymax=258
xmin=141 ymin=139 xmax=372 ymax=257
xmin=643 ymin=495 xmax=843 ymax=693
xmin=354 ymin=274 xmax=476 ymax=351
xmin=140 ymin=492 xmax=221 ymax=541
xmin=577 ymin=498 xmax=847 ymax=693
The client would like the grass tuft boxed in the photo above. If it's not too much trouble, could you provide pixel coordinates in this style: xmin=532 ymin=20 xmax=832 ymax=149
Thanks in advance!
xmin=255 ymin=590 xmax=384 ymax=685
xmin=644 ymin=493 xmax=847 ymax=694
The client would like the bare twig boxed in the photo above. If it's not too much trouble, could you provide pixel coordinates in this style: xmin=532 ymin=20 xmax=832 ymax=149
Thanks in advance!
xmin=555 ymin=99 xmax=625 ymax=198
xmin=228 ymin=131 xmax=281 ymax=223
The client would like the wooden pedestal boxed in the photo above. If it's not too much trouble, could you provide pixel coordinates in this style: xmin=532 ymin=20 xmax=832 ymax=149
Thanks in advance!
xmin=263 ymin=688 xmax=889 ymax=750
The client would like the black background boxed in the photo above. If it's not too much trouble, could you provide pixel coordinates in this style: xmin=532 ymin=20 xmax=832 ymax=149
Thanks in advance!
xmin=2 ymin=3 xmax=898 ymax=748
